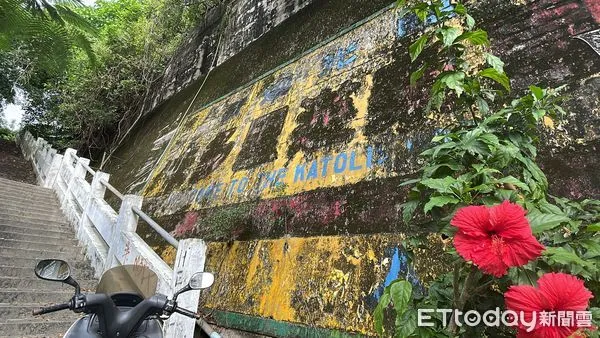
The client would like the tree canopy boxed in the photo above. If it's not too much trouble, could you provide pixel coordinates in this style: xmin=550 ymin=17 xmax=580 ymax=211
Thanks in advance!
xmin=1 ymin=0 xmax=218 ymax=156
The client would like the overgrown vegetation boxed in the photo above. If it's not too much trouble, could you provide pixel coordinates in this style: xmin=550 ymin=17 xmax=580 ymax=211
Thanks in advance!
xmin=374 ymin=0 xmax=600 ymax=337
xmin=1 ymin=0 xmax=221 ymax=157
xmin=0 ymin=111 xmax=14 ymax=140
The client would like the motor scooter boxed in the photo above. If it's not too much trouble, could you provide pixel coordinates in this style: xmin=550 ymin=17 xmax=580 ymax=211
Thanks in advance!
xmin=32 ymin=259 xmax=215 ymax=338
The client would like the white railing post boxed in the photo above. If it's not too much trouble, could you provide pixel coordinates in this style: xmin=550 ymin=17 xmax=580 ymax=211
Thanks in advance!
xmin=76 ymin=171 xmax=111 ymax=274
xmin=105 ymin=195 xmax=143 ymax=271
xmin=44 ymin=153 xmax=64 ymax=189
xmin=164 ymin=238 xmax=207 ymax=338
xmin=55 ymin=148 xmax=77 ymax=205
xmin=66 ymin=155 xmax=90 ymax=200
xmin=77 ymin=171 xmax=109 ymax=234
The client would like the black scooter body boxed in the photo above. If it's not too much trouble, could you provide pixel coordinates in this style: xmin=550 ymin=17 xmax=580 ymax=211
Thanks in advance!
xmin=64 ymin=315 xmax=163 ymax=338
xmin=64 ymin=293 xmax=163 ymax=338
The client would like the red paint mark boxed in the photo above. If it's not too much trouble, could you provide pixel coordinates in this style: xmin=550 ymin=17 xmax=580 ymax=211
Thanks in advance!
xmin=584 ymin=0 xmax=600 ymax=23
xmin=532 ymin=2 xmax=579 ymax=22
xmin=323 ymin=111 xmax=330 ymax=125
xmin=172 ymin=211 xmax=198 ymax=237
xmin=254 ymin=196 xmax=346 ymax=226
xmin=123 ymin=240 xmax=131 ymax=257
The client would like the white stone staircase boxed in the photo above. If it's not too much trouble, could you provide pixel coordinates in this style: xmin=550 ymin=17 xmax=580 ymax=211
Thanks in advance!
xmin=0 ymin=177 xmax=96 ymax=337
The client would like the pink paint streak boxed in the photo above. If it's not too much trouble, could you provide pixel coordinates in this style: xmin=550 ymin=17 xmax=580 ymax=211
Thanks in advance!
xmin=172 ymin=211 xmax=198 ymax=237
xmin=584 ymin=0 xmax=600 ymax=23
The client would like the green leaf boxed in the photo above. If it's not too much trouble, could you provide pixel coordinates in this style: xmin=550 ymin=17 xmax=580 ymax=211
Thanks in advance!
xmin=410 ymin=63 xmax=427 ymax=86
xmin=530 ymin=85 xmax=544 ymax=100
xmin=422 ymin=163 xmax=464 ymax=177
xmin=544 ymin=247 xmax=593 ymax=269
xmin=466 ymin=14 xmax=475 ymax=29
xmin=390 ymin=280 xmax=412 ymax=315
xmin=586 ymin=223 xmax=600 ymax=232
xmin=460 ymin=129 xmax=490 ymax=156
xmin=456 ymin=29 xmax=489 ymax=45
xmin=528 ymin=211 xmax=571 ymax=234
xmin=478 ymin=68 xmax=511 ymax=92
xmin=454 ymin=3 xmax=466 ymax=15
xmin=441 ymin=27 xmax=461 ymax=47
xmin=374 ymin=289 xmax=391 ymax=335
xmin=422 ymin=141 xmax=457 ymax=159
xmin=581 ymin=240 xmax=600 ymax=259
xmin=476 ymin=96 xmax=489 ymax=114
xmin=485 ymin=53 xmax=504 ymax=72
xmin=409 ymin=35 xmax=428 ymax=62
xmin=395 ymin=0 xmax=407 ymax=8
xmin=440 ymin=71 xmax=465 ymax=96
xmin=414 ymin=5 xmax=429 ymax=22
xmin=400 ymin=178 xmax=422 ymax=187
xmin=424 ymin=195 xmax=460 ymax=214
xmin=496 ymin=176 xmax=531 ymax=192
xmin=420 ymin=177 xmax=458 ymax=193
xmin=402 ymin=200 xmax=420 ymax=224
xmin=395 ymin=309 xmax=418 ymax=338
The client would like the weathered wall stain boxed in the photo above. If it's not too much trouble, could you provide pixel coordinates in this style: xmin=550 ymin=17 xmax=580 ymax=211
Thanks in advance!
xmin=288 ymin=80 xmax=362 ymax=159
xmin=234 ymin=106 xmax=289 ymax=170
xmin=104 ymin=0 xmax=600 ymax=335
xmin=200 ymin=234 xmax=450 ymax=335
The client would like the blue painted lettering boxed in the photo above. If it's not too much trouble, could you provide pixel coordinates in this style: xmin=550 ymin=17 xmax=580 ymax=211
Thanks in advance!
xmin=294 ymin=164 xmax=305 ymax=183
xmin=334 ymin=153 xmax=347 ymax=174
xmin=306 ymin=160 xmax=318 ymax=180
xmin=349 ymin=151 xmax=362 ymax=171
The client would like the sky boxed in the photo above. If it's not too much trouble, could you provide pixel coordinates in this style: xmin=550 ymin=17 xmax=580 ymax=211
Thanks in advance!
xmin=1 ymin=87 xmax=26 ymax=130
xmin=0 ymin=0 xmax=97 ymax=131
xmin=3 ymin=104 xmax=24 ymax=130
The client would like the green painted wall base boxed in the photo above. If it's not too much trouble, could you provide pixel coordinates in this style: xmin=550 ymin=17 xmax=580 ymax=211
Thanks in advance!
xmin=207 ymin=310 xmax=369 ymax=338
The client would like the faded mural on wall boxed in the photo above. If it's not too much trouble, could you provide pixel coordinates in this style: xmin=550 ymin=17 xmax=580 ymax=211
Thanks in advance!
xmin=122 ymin=0 xmax=600 ymax=334
xmin=143 ymin=9 xmax=442 ymax=216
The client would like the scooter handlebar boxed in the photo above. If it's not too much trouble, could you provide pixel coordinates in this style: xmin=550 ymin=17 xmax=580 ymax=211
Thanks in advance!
xmin=32 ymin=302 xmax=71 ymax=316
xmin=174 ymin=305 xmax=200 ymax=319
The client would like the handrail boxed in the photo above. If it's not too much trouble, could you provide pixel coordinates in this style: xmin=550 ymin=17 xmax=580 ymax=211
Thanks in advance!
xmin=81 ymin=161 xmax=96 ymax=176
xmin=70 ymin=152 xmax=178 ymax=249
xmin=132 ymin=206 xmax=179 ymax=249
xmin=99 ymin=179 xmax=125 ymax=200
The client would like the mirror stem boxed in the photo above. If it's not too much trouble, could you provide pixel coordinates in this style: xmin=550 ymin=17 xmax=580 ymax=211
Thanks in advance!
xmin=64 ymin=276 xmax=81 ymax=294
xmin=172 ymin=285 xmax=191 ymax=301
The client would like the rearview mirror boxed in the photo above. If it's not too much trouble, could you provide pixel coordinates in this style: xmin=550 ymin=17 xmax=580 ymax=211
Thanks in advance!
xmin=35 ymin=259 xmax=71 ymax=282
xmin=188 ymin=272 xmax=214 ymax=290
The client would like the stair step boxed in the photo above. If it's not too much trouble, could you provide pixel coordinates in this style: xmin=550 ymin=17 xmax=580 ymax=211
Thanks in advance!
xmin=0 ymin=177 xmax=46 ymax=189
xmin=0 ymin=260 xmax=96 ymax=277
xmin=0 ymin=195 xmax=60 ymax=209
xmin=0 ymin=318 xmax=73 ymax=336
xmin=0 ymin=187 xmax=57 ymax=200
xmin=0 ymin=224 xmax=72 ymax=237
xmin=0 ymin=290 xmax=74 ymax=304
xmin=0 ymin=214 xmax=68 ymax=226
xmin=0 ymin=278 xmax=93 ymax=292
xmin=0 ymin=178 xmax=55 ymax=194
xmin=0 ymin=218 xmax=70 ymax=229
xmin=0 ymin=221 xmax=75 ymax=235
xmin=0 ymin=277 xmax=96 ymax=292
xmin=0 ymin=239 xmax=81 ymax=253
xmin=0 ymin=230 xmax=77 ymax=244
xmin=0 ymin=303 xmax=85 ymax=322
xmin=0 ymin=266 xmax=96 ymax=280
xmin=0 ymin=246 xmax=84 ymax=261
xmin=0 ymin=205 xmax=65 ymax=217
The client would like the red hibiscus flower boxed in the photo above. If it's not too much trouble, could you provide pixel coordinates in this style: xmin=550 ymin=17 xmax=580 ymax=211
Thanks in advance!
xmin=451 ymin=201 xmax=544 ymax=277
xmin=505 ymin=272 xmax=594 ymax=338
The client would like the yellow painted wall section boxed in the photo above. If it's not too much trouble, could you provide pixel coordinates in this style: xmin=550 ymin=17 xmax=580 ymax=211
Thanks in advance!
xmin=200 ymin=233 xmax=451 ymax=335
